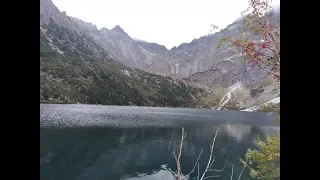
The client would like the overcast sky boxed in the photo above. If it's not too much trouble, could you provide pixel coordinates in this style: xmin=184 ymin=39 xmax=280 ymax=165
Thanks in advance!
xmin=52 ymin=0 xmax=280 ymax=49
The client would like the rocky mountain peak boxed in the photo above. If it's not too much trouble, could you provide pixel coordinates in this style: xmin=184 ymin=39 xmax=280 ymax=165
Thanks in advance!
xmin=112 ymin=25 xmax=126 ymax=34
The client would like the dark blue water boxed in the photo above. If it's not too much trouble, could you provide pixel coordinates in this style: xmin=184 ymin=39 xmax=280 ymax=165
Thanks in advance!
xmin=40 ymin=104 xmax=279 ymax=180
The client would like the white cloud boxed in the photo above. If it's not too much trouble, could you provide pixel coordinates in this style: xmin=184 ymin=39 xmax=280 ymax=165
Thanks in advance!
xmin=52 ymin=0 xmax=280 ymax=49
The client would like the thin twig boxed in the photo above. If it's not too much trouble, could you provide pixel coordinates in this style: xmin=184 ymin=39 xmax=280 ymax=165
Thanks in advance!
xmin=171 ymin=128 xmax=233 ymax=180
xmin=266 ymin=46 xmax=280 ymax=63
xmin=202 ymin=175 xmax=220 ymax=180
xmin=207 ymin=151 xmax=231 ymax=172
xmin=170 ymin=127 xmax=187 ymax=180
xmin=230 ymin=164 xmax=234 ymax=180
xmin=186 ymin=148 xmax=204 ymax=176
xmin=168 ymin=167 xmax=179 ymax=180
xmin=237 ymin=160 xmax=247 ymax=180
xmin=199 ymin=128 xmax=220 ymax=180
xmin=208 ymin=155 xmax=216 ymax=168
xmin=197 ymin=163 xmax=200 ymax=180
xmin=247 ymin=55 xmax=279 ymax=77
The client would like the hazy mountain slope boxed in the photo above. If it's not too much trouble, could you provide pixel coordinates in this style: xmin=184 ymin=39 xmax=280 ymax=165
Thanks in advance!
xmin=40 ymin=0 xmax=205 ymax=107
xmin=40 ymin=0 xmax=279 ymax=110
xmin=41 ymin=0 xmax=173 ymax=76
xmin=42 ymin=0 xmax=279 ymax=86
xmin=184 ymin=9 xmax=280 ymax=110
xmin=43 ymin=0 xmax=279 ymax=83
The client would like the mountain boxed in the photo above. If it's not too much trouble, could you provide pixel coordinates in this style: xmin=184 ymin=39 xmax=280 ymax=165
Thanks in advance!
xmin=41 ymin=0 xmax=279 ymax=84
xmin=40 ymin=0 xmax=280 ymax=110
xmin=40 ymin=0 xmax=204 ymax=107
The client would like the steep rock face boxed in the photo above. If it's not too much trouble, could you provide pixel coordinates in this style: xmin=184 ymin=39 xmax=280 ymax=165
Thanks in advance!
xmin=169 ymin=9 xmax=279 ymax=88
xmin=41 ymin=0 xmax=173 ymax=76
xmin=94 ymin=25 xmax=173 ymax=76
xmin=133 ymin=16 xmax=278 ymax=90
xmin=40 ymin=0 xmax=204 ymax=107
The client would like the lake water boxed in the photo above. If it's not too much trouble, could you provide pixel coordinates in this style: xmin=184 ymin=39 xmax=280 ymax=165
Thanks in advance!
xmin=40 ymin=104 xmax=279 ymax=180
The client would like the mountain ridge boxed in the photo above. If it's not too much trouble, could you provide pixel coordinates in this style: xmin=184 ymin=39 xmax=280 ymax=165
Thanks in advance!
xmin=40 ymin=0 xmax=280 ymax=110
xmin=40 ymin=0 xmax=205 ymax=107
xmin=44 ymin=0 xmax=279 ymax=80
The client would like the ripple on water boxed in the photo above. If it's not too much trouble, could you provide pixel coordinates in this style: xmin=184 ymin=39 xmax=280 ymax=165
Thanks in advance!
xmin=40 ymin=153 xmax=54 ymax=165
xmin=40 ymin=104 xmax=279 ymax=180
xmin=40 ymin=104 xmax=278 ymax=129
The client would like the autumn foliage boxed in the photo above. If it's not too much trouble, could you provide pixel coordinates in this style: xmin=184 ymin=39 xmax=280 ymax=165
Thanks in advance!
xmin=217 ymin=0 xmax=280 ymax=80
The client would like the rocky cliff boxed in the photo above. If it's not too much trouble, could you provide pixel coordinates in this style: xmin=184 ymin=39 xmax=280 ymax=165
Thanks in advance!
xmin=40 ymin=0 xmax=204 ymax=107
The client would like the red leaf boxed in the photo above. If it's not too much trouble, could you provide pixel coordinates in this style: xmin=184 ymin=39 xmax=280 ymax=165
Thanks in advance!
xmin=262 ymin=42 xmax=267 ymax=48
xmin=248 ymin=42 xmax=255 ymax=47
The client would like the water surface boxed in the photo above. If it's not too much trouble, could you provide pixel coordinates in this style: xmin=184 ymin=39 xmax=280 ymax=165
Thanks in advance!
xmin=40 ymin=104 xmax=279 ymax=180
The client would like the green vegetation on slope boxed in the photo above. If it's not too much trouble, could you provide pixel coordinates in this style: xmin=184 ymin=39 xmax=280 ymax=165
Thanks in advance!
xmin=40 ymin=19 xmax=204 ymax=107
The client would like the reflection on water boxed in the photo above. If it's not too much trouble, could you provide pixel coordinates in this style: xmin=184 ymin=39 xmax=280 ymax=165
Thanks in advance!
xmin=40 ymin=104 xmax=279 ymax=180
xmin=225 ymin=125 xmax=251 ymax=142
xmin=40 ymin=124 xmax=279 ymax=180
xmin=124 ymin=170 xmax=175 ymax=180
xmin=121 ymin=165 xmax=181 ymax=180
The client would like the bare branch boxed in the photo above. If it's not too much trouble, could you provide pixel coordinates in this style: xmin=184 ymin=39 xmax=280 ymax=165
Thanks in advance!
xmin=237 ymin=160 xmax=247 ymax=180
xmin=186 ymin=148 xmax=204 ymax=176
xmin=197 ymin=163 xmax=200 ymax=180
xmin=170 ymin=127 xmax=187 ymax=180
xmin=168 ymin=168 xmax=176 ymax=177
xmin=173 ymin=152 xmax=178 ymax=163
xmin=230 ymin=164 xmax=234 ymax=180
xmin=207 ymin=151 xmax=231 ymax=172
xmin=202 ymin=175 xmax=220 ymax=180
xmin=199 ymin=128 xmax=220 ymax=180
xmin=208 ymin=155 xmax=216 ymax=168
xmin=171 ymin=128 xmax=233 ymax=180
